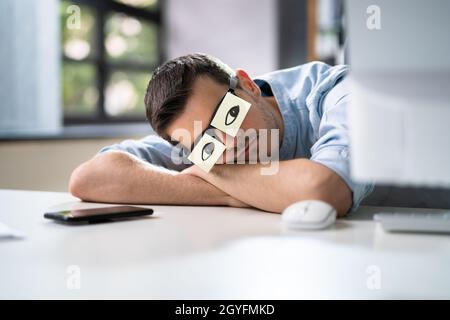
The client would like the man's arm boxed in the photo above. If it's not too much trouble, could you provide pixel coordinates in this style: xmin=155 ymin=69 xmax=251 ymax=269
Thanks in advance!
xmin=69 ymin=150 xmax=248 ymax=207
xmin=182 ymin=159 xmax=352 ymax=216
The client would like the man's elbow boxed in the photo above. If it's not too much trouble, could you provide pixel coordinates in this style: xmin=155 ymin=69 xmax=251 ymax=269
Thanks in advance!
xmin=280 ymin=163 xmax=352 ymax=217
xmin=69 ymin=151 xmax=137 ymax=201
xmin=69 ymin=161 xmax=93 ymax=201
xmin=68 ymin=153 xmax=108 ymax=200
xmin=312 ymin=170 xmax=352 ymax=218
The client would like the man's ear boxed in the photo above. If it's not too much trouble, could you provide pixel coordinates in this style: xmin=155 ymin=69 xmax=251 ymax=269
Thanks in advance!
xmin=235 ymin=68 xmax=261 ymax=97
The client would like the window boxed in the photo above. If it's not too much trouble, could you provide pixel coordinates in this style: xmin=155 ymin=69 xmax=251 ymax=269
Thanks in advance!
xmin=60 ymin=0 xmax=162 ymax=124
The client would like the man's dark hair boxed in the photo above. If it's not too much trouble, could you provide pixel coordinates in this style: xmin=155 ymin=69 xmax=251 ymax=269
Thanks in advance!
xmin=145 ymin=53 xmax=233 ymax=141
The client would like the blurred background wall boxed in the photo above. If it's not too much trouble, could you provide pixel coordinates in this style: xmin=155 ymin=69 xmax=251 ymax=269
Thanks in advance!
xmin=166 ymin=0 xmax=278 ymax=76
xmin=0 ymin=0 xmax=61 ymax=136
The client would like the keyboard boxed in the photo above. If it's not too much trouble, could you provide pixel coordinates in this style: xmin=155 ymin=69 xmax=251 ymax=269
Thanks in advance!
xmin=374 ymin=212 xmax=450 ymax=234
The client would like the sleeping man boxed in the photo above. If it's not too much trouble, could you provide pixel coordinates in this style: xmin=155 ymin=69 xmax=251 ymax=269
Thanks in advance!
xmin=69 ymin=53 xmax=374 ymax=216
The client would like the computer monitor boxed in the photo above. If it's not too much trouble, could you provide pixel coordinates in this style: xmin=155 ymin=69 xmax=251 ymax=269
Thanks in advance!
xmin=346 ymin=0 xmax=450 ymax=187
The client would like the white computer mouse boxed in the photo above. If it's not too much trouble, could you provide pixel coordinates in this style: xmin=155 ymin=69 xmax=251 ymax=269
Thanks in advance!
xmin=281 ymin=200 xmax=337 ymax=230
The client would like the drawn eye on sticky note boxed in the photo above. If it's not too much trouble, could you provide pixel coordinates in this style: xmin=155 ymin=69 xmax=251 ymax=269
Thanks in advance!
xmin=187 ymin=133 xmax=227 ymax=172
xmin=210 ymin=92 xmax=251 ymax=138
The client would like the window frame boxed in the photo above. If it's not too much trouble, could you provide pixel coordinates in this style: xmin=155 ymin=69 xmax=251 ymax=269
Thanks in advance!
xmin=62 ymin=0 xmax=164 ymax=125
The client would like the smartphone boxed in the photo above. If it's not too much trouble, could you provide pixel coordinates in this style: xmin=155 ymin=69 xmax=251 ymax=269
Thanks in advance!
xmin=44 ymin=206 xmax=154 ymax=224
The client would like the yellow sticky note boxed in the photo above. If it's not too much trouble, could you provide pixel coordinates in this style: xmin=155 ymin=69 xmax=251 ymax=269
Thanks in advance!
xmin=210 ymin=92 xmax=251 ymax=137
xmin=187 ymin=133 xmax=227 ymax=172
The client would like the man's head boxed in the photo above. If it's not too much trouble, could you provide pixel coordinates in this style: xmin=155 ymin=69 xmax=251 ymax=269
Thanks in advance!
xmin=145 ymin=53 xmax=282 ymax=164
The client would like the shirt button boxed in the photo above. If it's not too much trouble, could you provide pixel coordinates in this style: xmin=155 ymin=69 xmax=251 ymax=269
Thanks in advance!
xmin=340 ymin=149 xmax=349 ymax=158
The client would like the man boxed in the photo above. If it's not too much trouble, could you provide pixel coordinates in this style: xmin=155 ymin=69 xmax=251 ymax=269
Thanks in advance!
xmin=69 ymin=53 xmax=374 ymax=216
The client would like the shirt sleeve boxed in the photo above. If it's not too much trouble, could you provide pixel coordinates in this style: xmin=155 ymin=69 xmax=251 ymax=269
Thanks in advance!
xmin=98 ymin=134 xmax=191 ymax=172
xmin=309 ymin=85 xmax=375 ymax=213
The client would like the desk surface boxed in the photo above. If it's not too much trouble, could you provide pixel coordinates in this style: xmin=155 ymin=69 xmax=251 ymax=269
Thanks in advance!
xmin=1 ymin=189 xmax=450 ymax=299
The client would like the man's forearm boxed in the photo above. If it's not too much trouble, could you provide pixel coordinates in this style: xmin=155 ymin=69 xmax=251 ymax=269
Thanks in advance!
xmin=185 ymin=159 xmax=352 ymax=215
xmin=69 ymin=151 xmax=243 ymax=206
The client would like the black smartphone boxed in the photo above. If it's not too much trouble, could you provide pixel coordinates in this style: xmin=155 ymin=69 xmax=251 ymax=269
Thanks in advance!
xmin=44 ymin=206 xmax=154 ymax=224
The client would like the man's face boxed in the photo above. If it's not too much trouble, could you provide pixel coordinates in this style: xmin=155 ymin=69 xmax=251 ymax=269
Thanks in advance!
xmin=166 ymin=75 xmax=280 ymax=165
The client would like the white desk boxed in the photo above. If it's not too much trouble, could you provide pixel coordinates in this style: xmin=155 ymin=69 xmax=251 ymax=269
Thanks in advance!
xmin=1 ymin=189 xmax=450 ymax=299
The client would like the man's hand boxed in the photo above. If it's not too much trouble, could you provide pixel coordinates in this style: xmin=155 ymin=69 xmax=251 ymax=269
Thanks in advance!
xmin=181 ymin=165 xmax=250 ymax=208
xmin=182 ymin=160 xmax=352 ymax=216
xmin=181 ymin=164 xmax=208 ymax=180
